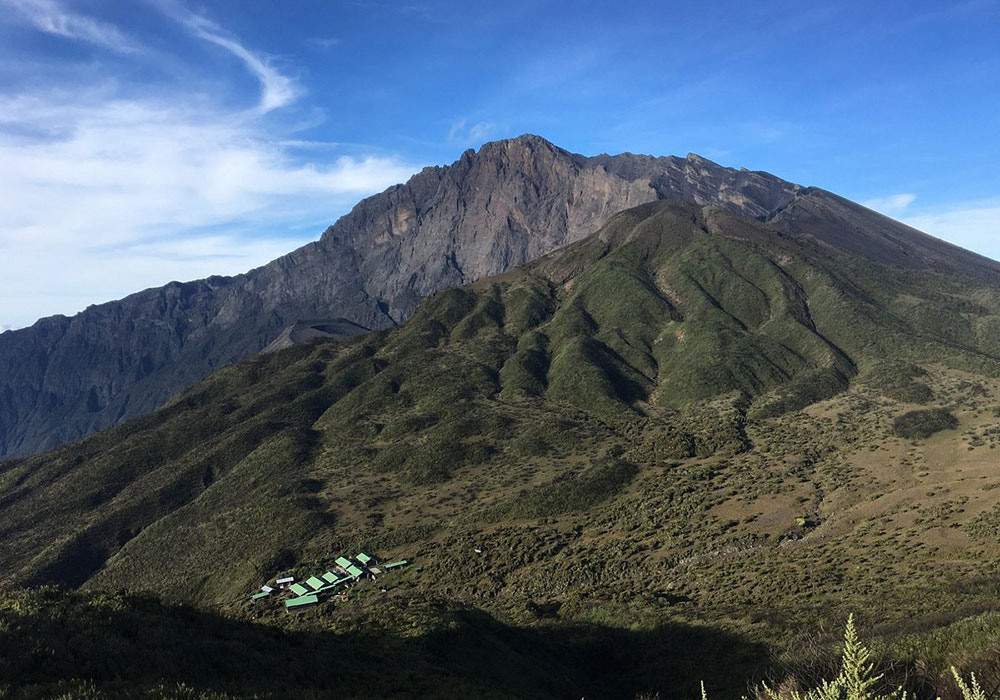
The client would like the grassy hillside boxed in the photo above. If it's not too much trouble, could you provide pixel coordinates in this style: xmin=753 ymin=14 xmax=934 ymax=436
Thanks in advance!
xmin=0 ymin=586 xmax=777 ymax=700
xmin=4 ymin=201 xmax=1000 ymax=697
xmin=3 ymin=587 xmax=999 ymax=700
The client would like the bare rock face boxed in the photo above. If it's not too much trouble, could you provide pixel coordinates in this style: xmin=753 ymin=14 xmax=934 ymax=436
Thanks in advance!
xmin=261 ymin=319 xmax=369 ymax=354
xmin=2 ymin=134 xmax=991 ymax=458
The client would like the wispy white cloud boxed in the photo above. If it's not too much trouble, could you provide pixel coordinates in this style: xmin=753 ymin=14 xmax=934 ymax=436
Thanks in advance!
xmin=902 ymin=200 xmax=1000 ymax=261
xmin=862 ymin=193 xmax=1000 ymax=261
xmin=863 ymin=192 xmax=918 ymax=217
xmin=448 ymin=119 xmax=502 ymax=146
xmin=278 ymin=139 xmax=345 ymax=150
xmin=153 ymin=0 xmax=300 ymax=113
xmin=0 ymin=93 xmax=416 ymax=328
xmin=0 ymin=1 xmax=418 ymax=330
xmin=2 ymin=0 xmax=143 ymax=53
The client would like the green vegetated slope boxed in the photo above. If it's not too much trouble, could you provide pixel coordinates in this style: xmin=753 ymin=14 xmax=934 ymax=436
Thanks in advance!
xmin=4 ymin=201 xmax=1000 ymax=698
xmin=0 ymin=586 xmax=773 ymax=700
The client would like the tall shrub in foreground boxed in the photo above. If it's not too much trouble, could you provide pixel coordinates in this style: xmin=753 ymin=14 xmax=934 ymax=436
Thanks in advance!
xmin=672 ymin=616 xmax=990 ymax=700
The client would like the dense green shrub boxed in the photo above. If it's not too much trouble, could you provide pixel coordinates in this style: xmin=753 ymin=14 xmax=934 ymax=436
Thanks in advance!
xmin=483 ymin=458 xmax=637 ymax=520
xmin=892 ymin=408 xmax=958 ymax=439
xmin=750 ymin=367 xmax=850 ymax=419
xmin=372 ymin=433 xmax=495 ymax=485
xmin=683 ymin=398 xmax=751 ymax=457
xmin=638 ymin=424 xmax=696 ymax=460
xmin=966 ymin=505 xmax=1000 ymax=542
xmin=508 ymin=418 xmax=585 ymax=458
xmin=862 ymin=360 xmax=927 ymax=389
xmin=883 ymin=382 xmax=934 ymax=404
xmin=861 ymin=361 xmax=934 ymax=404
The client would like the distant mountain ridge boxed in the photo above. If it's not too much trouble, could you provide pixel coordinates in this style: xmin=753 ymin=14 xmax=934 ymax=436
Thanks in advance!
xmin=1 ymin=134 xmax=997 ymax=458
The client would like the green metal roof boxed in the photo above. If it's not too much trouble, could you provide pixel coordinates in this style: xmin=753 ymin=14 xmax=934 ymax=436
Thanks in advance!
xmin=346 ymin=565 xmax=364 ymax=578
xmin=335 ymin=556 xmax=353 ymax=568
xmin=289 ymin=583 xmax=310 ymax=596
xmin=316 ymin=577 xmax=350 ymax=593
xmin=314 ymin=574 xmax=351 ymax=593
xmin=251 ymin=591 xmax=270 ymax=600
xmin=385 ymin=560 xmax=409 ymax=569
xmin=285 ymin=594 xmax=318 ymax=609
xmin=356 ymin=552 xmax=373 ymax=564
xmin=305 ymin=576 xmax=326 ymax=590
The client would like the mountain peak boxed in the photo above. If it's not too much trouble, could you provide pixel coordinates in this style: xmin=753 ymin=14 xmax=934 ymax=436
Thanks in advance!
xmin=685 ymin=152 xmax=712 ymax=164
xmin=499 ymin=132 xmax=555 ymax=146
xmin=471 ymin=133 xmax=572 ymax=161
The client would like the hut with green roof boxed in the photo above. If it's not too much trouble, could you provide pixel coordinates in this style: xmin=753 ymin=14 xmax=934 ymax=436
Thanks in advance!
xmin=285 ymin=594 xmax=318 ymax=611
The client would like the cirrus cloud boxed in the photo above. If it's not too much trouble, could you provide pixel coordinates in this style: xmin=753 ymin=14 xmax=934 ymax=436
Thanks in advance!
xmin=0 ymin=0 xmax=418 ymax=330
xmin=447 ymin=119 xmax=503 ymax=146
xmin=2 ymin=0 xmax=143 ymax=54
xmin=863 ymin=191 xmax=1000 ymax=261
xmin=862 ymin=192 xmax=917 ymax=217
xmin=902 ymin=200 xmax=1000 ymax=261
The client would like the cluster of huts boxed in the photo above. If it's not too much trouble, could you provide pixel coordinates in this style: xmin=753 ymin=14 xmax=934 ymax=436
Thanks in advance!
xmin=251 ymin=552 xmax=410 ymax=612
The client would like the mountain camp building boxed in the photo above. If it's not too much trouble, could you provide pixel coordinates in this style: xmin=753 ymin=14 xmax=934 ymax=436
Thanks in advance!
xmin=285 ymin=594 xmax=319 ymax=612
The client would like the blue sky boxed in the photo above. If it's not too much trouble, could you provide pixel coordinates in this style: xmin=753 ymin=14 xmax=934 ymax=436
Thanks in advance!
xmin=1 ymin=0 xmax=998 ymax=330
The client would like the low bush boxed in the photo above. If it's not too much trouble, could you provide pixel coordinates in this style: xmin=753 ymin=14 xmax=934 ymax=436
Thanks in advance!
xmin=484 ymin=457 xmax=638 ymax=520
xmin=884 ymin=382 xmax=934 ymax=404
xmin=750 ymin=367 xmax=850 ymax=419
xmin=892 ymin=408 xmax=958 ymax=439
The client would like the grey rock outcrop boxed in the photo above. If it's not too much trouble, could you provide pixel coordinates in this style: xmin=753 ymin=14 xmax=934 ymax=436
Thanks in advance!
xmin=261 ymin=319 xmax=370 ymax=354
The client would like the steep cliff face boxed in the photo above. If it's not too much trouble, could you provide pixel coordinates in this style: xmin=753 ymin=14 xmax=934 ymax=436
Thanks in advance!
xmin=1 ymin=135 xmax=992 ymax=458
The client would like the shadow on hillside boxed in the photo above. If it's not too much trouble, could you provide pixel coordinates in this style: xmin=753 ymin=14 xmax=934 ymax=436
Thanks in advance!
xmin=0 ymin=588 xmax=771 ymax=700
